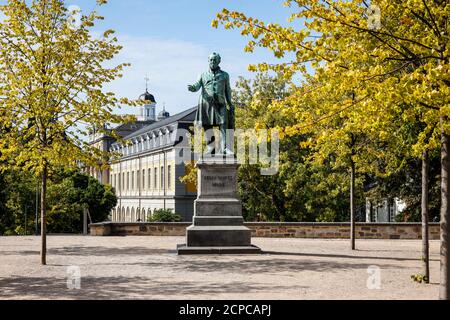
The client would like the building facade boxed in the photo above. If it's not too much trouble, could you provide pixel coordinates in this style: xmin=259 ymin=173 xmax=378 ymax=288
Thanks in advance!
xmin=365 ymin=198 xmax=406 ymax=222
xmin=89 ymin=89 xmax=197 ymax=222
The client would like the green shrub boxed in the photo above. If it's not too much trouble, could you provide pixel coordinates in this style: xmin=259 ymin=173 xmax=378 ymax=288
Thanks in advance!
xmin=148 ymin=209 xmax=182 ymax=222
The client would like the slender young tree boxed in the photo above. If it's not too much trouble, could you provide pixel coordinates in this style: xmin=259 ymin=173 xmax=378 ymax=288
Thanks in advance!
xmin=0 ymin=0 xmax=136 ymax=265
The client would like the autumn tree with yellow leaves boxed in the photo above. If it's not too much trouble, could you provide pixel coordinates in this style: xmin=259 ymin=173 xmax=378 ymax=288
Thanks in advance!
xmin=0 ymin=0 xmax=136 ymax=265
xmin=213 ymin=0 xmax=449 ymax=298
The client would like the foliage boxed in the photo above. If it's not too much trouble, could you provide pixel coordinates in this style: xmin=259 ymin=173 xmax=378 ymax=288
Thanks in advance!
xmin=71 ymin=172 xmax=117 ymax=223
xmin=179 ymin=161 xmax=197 ymax=188
xmin=0 ymin=0 xmax=137 ymax=264
xmin=0 ymin=0 xmax=139 ymax=177
xmin=212 ymin=1 xmax=449 ymax=222
xmin=148 ymin=209 xmax=182 ymax=222
xmin=213 ymin=1 xmax=449 ymax=151
xmin=0 ymin=169 xmax=37 ymax=235
xmin=233 ymin=73 xmax=365 ymax=222
xmin=411 ymin=273 xmax=429 ymax=284
xmin=366 ymin=156 xmax=441 ymax=223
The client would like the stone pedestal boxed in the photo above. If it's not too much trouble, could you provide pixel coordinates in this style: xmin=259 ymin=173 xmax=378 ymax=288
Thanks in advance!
xmin=177 ymin=157 xmax=261 ymax=254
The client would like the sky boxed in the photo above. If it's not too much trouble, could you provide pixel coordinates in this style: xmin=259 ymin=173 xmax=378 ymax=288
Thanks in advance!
xmin=59 ymin=0 xmax=296 ymax=117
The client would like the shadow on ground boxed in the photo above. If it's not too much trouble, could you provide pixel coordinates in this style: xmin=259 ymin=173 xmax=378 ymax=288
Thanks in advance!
xmin=262 ymin=251 xmax=439 ymax=262
xmin=0 ymin=276 xmax=307 ymax=300
xmin=2 ymin=246 xmax=404 ymax=275
xmin=0 ymin=246 xmax=174 ymax=256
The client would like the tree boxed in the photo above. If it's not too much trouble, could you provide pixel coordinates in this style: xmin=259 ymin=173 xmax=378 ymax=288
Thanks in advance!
xmin=422 ymin=150 xmax=430 ymax=283
xmin=73 ymin=172 xmax=117 ymax=223
xmin=0 ymin=0 xmax=136 ymax=265
xmin=46 ymin=170 xmax=117 ymax=232
xmin=213 ymin=0 xmax=448 ymax=296
xmin=0 ymin=168 xmax=117 ymax=234
xmin=0 ymin=169 xmax=37 ymax=235
xmin=233 ymin=73 xmax=358 ymax=223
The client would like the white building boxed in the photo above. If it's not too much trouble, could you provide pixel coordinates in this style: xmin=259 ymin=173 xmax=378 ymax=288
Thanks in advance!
xmin=365 ymin=198 xmax=406 ymax=222
xmin=89 ymin=89 xmax=197 ymax=222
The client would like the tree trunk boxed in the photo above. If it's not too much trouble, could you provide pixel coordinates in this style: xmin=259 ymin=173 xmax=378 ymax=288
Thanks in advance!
xmin=422 ymin=151 xmax=430 ymax=283
xmin=440 ymin=126 xmax=450 ymax=299
xmin=40 ymin=164 xmax=47 ymax=266
xmin=350 ymin=160 xmax=356 ymax=250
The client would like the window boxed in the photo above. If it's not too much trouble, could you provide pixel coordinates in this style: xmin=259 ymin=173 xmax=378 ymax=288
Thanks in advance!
xmin=142 ymin=169 xmax=145 ymax=189
xmin=161 ymin=166 xmax=164 ymax=190
xmin=127 ymin=172 xmax=130 ymax=190
xmin=122 ymin=173 xmax=125 ymax=191
xmin=154 ymin=167 xmax=158 ymax=189
xmin=167 ymin=165 xmax=171 ymax=189
xmin=131 ymin=171 xmax=134 ymax=190
xmin=148 ymin=169 xmax=151 ymax=190
xmin=137 ymin=170 xmax=140 ymax=190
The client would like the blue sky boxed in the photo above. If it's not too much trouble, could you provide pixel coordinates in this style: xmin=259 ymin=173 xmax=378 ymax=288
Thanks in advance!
xmin=68 ymin=0 xmax=295 ymax=116
xmin=0 ymin=0 xmax=296 ymax=116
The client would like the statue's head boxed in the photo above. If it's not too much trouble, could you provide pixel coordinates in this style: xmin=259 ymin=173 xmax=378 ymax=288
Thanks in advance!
xmin=208 ymin=53 xmax=221 ymax=70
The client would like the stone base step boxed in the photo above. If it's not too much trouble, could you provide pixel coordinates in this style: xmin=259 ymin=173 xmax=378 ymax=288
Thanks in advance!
xmin=195 ymin=199 xmax=242 ymax=217
xmin=177 ymin=244 xmax=262 ymax=255
xmin=186 ymin=225 xmax=251 ymax=247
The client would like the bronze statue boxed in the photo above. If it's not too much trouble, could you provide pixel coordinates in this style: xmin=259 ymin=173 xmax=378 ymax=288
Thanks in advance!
xmin=188 ymin=53 xmax=234 ymax=154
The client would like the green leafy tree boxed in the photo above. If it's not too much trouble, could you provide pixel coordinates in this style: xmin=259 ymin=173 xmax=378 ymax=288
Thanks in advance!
xmin=74 ymin=172 xmax=117 ymax=223
xmin=0 ymin=0 xmax=137 ymax=264
xmin=0 ymin=169 xmax=37 ymax=235
xmin=234 ymin=73 xmax=361 ymax=222
xmin=0 ymin=169 xmax=117 ymax=234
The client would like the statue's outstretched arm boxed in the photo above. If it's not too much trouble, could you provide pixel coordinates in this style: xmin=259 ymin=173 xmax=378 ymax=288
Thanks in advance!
xmin=188 ymin=75 xmax=202 ymax=92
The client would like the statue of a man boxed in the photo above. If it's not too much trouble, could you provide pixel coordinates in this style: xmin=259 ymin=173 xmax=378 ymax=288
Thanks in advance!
xmin=188 ymin=53 xmax=234 ymax=154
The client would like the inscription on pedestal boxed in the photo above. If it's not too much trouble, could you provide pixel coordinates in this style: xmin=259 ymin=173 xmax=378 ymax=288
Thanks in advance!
xmin=199 ymin=169 xmax=237 ymax=198
xmin=205 ymin=175 xmax=233 ymax=188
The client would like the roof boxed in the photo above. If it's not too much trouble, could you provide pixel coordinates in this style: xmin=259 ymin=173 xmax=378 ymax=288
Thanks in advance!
xmin=122 ymin=106 xmax=197 ymax=140
xmin=114 ymin=120 xmax=156 ymax=138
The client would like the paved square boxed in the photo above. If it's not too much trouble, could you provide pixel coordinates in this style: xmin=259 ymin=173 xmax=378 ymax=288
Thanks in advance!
xmin=0 ymin=236 xmax=441 ymax=300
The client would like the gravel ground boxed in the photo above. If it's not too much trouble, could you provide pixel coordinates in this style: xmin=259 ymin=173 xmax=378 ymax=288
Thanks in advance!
xmin=0 ymin=236 xmax=441 ymax=300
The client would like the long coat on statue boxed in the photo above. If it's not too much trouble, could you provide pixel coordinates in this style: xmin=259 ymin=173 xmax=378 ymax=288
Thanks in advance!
xmin=191 ymin=67 xmax=234 ymax=129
